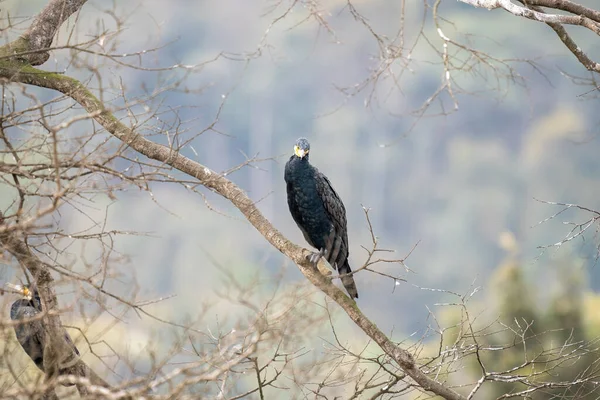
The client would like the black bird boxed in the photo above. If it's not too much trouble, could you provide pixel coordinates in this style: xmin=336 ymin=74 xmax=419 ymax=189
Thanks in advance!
xmin=9 ymin=283 xmax=80 ymax=383
xmin=284 ymin=137 xmax=358 ymax=298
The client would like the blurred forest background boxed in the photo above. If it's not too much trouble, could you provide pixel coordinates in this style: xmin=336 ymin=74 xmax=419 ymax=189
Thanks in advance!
xmin=1 ymin=0 xmax=600 ymax=397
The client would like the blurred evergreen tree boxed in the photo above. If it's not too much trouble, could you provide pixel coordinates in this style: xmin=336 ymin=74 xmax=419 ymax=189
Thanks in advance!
xmin=437 ymin=238 xmax=600 ymax=398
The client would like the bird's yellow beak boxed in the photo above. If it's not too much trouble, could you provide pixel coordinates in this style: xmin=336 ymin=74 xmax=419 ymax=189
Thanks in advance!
xmin=5 ymin=283 xmax=32 ymax=300
xmin=294 ymin=145 xmax=307 ymax=158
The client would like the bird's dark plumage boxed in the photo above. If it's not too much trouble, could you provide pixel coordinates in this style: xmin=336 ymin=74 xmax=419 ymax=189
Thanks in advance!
xmin=284 ymin=138 xmax=358 ymax=298
xmin=10 ymin=285 xmax=80 ymax=383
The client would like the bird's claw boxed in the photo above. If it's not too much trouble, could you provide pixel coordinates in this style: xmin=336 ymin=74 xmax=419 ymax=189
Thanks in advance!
xmin=306 ymin=249 xmax=333 ymax=278
xmin=308 ymin=248 xmax=326 ymax=265
xmin=308 ymin=253 xmax=321 ymax=265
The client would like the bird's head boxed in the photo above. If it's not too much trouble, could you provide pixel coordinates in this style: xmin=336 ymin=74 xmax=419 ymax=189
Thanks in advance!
xmin=294 ymin=137 xmax=310 ymax=159
xmin=5 ymin=283 xmax=33 ymax=300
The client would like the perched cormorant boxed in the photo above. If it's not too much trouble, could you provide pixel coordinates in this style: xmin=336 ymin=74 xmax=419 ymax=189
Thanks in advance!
xmin=8 ymin=283 xmax=80 ymax=383
xmin=284 ymin=137 xmax=358 ymax=298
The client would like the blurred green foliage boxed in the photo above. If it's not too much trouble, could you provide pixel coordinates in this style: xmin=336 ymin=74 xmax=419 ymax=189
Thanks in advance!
xmin=437 ymin=243 xmax=600 ymax=398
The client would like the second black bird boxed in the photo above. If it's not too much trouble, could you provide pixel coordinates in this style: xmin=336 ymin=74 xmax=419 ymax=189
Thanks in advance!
xmin=9 ymin=283 xmax=80 ymax=384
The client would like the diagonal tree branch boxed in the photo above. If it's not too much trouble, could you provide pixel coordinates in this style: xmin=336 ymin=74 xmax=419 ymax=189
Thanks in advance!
xmin=523 ymin=0 xmax=600 ymax=22
xmin=0 ymin=63 xmax=464 ymax=400
xmin=547 ymin=23 xmax=600 ymax=73
xmin=519 ymin=0 xmax=600 ymax=73
xmin=458 ymin=0 xmax=600 ymax=33
xmin=457 ymin=0 xmax=600 ymax=73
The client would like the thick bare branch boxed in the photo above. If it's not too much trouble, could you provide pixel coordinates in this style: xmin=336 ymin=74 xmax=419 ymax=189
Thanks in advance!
xmin=524 ymin=0 xmax=600 ymax=22
xmin=458 ymin=0 xmax=600 ymax=73
xmin=458 ymin=0 xmax=600 ymax=32
xmin=522 ymin=1 xmax=600 ymax=73
xmin=16 ymin=0 xmax=87 ymax=65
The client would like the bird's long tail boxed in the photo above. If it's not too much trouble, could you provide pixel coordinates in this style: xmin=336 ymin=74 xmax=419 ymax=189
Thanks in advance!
xmin=338 ymin=260 xmax=358 ymax=299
